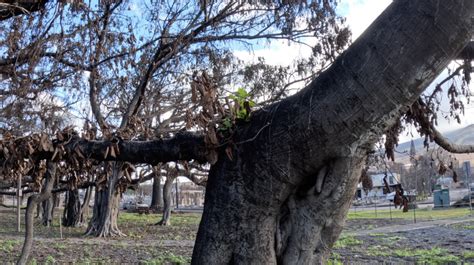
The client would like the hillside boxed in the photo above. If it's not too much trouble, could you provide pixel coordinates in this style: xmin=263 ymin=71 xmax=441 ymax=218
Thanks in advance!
xmin=395 ymin=124 xmax=474 ymax=164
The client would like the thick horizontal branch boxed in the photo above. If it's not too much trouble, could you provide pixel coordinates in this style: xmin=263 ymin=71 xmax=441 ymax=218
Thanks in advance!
xmin=64 ymin=132 xmax=208 ymax=165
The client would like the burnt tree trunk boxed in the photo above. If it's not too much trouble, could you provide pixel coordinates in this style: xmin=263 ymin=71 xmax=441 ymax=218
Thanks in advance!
xmin=156 ymin=167 xmax=177 ymax=226
xmin=191 ymin=1 xmax=473 ymax=264
xmin=150 ymin=166 xmax=163 ymax=212
xmin=62 ymin=189 xmax=82 ymax=227
xmin=17 ymin=162 xmax=56 ymax=265
xmin=85 ymin=162 xmax=125 ymax=237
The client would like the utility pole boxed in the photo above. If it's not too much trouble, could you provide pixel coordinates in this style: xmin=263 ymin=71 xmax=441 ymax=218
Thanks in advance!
xmin=463 ymin=161 xmax=472 ymax=212
xmin=410 ymin=140 xmax=417 ymax=224
xmin=413 ymin=162 xmax=417 ymax=224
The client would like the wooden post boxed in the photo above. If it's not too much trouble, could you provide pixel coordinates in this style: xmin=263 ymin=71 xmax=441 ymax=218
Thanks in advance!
xmin=59 ymin=210 xmax=63 ymax=239
xmin=17 ymin=175 xmax=21 ymax=232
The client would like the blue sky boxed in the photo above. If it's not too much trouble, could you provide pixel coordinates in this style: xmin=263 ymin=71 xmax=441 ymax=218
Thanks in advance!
xmin=235 ymin=0 xmax=474 ymax=143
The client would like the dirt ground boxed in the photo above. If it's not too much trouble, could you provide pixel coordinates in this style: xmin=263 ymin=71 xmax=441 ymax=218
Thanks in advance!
xmin=0 ymin=206 xmax=473 ymax=264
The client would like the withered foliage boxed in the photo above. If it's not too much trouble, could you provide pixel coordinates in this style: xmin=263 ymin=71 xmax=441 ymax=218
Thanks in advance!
xmin=384 ymin=59 xmax=472 ymax=161
xmin=188 ymin=72 xmax=224 ymax=164
xmin=0 ymin=0 xmax=349 ymax=189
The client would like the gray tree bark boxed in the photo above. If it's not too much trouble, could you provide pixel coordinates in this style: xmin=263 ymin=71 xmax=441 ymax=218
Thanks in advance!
xmin=85 ymin=162 xmax=125 ymax=237
xmin=150 ymin=167 xmax=163 ymax=212
xmin=41 ymin=195 xmax=54 ymax=227
xmin=156 ymin=167 xmax=178 ymax=226
xmin=191 ymin=0 xmax=473 ymax=263
xmin=80 ymin=186 xmax=93 ymax=222
xmin=17 ymin=162 xmax=56 ymax=265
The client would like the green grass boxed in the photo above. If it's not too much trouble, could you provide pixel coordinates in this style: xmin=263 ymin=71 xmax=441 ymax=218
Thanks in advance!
xmin=0 ymin=239 xmax=21 ymax=253
xmin=348 ymin=207 xmax=470 ymax=220
xmin=393 ymin=247 xmax=460 ymax=264
xmin=333 ymin=235 xmax=362 ymax=249
xmin=367 ymin=245 xmax=390 ymax=257
xmin=452 ymin=223 xmax=474 ymax=230
xmin=45 ymin=255 xmax=56 ymax=264
xmin=463 ymin=251 xmax=474 ymax=259
xmin=119 ymin=212 xmax=201 ymax=227
xmin=143 ymin=252 xmax=191 ymax=264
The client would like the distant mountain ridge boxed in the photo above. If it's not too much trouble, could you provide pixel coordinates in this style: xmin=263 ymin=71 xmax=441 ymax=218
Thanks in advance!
xmin=396 ymin=124 xmax=474 ymax=158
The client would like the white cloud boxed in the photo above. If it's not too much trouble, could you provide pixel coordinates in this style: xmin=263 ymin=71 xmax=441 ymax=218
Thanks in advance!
xmin=235 ymin=1 xmax=392 ymax=65
xmin=338 ymin=0 xmax=391 ymax=40
xmin=233 ymin=40 xmax=312 ymax=66
xmin=234 ymin=1 xmax=474 ymax=142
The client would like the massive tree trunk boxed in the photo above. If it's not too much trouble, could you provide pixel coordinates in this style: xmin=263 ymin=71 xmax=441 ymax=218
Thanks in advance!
xmin=62 ymin=189 xmax=82 ymax=227
xmin=85 ymin=162 xmax=125 ymax=237
xmin=150 ymin=167 xmax=163 ymax=212
xmin=18 ymin=162 xmax=56 ymax=265
xmin=191 ymin=1 xmax=473 ymax=263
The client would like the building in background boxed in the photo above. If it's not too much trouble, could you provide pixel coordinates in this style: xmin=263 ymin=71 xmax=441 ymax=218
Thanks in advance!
xmin=356 ymin=173 xmax=401 ymax=201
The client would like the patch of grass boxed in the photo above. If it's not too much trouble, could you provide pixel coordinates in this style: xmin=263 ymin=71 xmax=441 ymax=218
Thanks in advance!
xmin=380 ymin=235 xmax=405 ymax=246
xmin=366 ymin=245 xmax=390 ymax=257
xmin=348 ymin=208 xmax=470 ymax=221
xmin=463 ymin=251 xmax=474 ymax=259
xmin=171 ymin=213 xmax=202 ymax=227
xmin=328 ymin=252 xmax=343 ymax=264
xmin=333 ymin=235 xmax=362 ymax=249
xmin=119 ymin=212 xmax=201 ymax=227
xmin=75 ymin=257 xmax=114 ymax=265
xmin=144 ymin=252 xmax=191 ymax=264
xmin=0 ymin=239 xmax=21 ymax=253
xmin=327 ymin=253 xmax=343 ymax=265
xmin=53 ymin=242 xmax=67 ymax=250
xmin=119 ymin=212 xmax=160 ymax=224
xmin=452 ymin=223 xmax=474 ymax=230
xmin=394 ymin=247 xmax=460 ymax=264
xmin=385 ymin=235 xmax=403 ymax=241
xmin=368 ymin=233 xmax=386 ymax=237
xmin=45 ymin=255 xmax=56 ymax=264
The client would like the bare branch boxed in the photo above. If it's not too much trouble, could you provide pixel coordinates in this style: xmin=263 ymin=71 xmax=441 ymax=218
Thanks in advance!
xmin=431 ymin=126 xmax=474 ymax=153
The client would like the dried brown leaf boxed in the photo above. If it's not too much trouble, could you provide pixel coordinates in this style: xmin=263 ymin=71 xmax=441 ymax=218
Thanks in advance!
xmin=225 ymin=146 xmax=233 ymax=161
